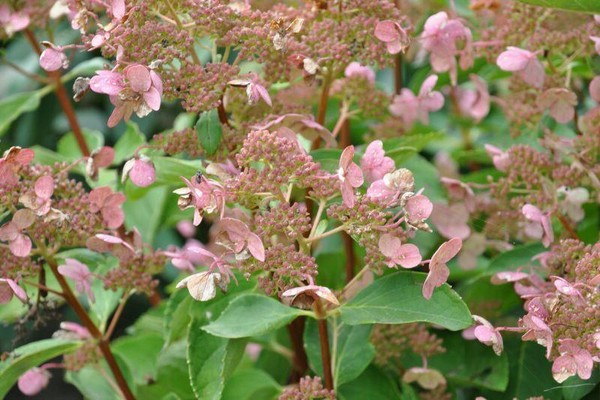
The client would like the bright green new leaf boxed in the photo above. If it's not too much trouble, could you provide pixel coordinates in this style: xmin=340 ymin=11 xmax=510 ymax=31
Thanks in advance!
xmin=195 ymin=109 xmax=223 ymax=155
xmin=517 ymin=0 xmax=600 ymax=13
xmin=202 ymin=294 xmax=305 ymax=338
xmin=113 ymin=122 xmax=146 ymax=164
xmin=0 ymin=90 xmax=45 ymax=136
xmin=0 ymin=339 xmax=82 ymax=398
xmin=340 ymin=271 xmax=472 ymax=331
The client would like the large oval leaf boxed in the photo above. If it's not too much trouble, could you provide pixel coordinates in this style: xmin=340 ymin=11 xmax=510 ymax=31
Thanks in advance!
xmin=518 ymin=0 xmax=600 ymax=13
xmin=202 ymin=293 xmax=305 ymax=338
xmin=339 ymin=271 xmax=472 ymax=331
xmin=0 ymin=339 xmax=82 ymax=398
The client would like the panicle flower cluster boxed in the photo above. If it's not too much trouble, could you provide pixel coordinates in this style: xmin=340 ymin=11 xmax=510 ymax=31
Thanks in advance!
xmin=279 ymin=375 xmax=336 ymax=400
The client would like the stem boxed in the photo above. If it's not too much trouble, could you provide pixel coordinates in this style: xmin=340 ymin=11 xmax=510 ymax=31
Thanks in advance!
xmin=217 ymin=100 xmax=231 ymax=127
xmin=556 ymin=213 xmax=580 ymax=240
xmin=311 ymin=69 xmax=334 ymax=150
xmin=287 ymin=317 xmax=309 ymax=382
xmin=309 ymin=200 xmax=327 ymax=238
xmin=1 ymin=58 xmax=49 ymax=83
xmin=314 ymin=300 xmax=333 ymax=390
xmin=394 ymin=53 xmax=403 ymax=95
xmin=305 ymin=224 xmax=347 ymax=243
xmin=24 ymin=29 xmax=90 ymax=157
xmin=342 ymin=232 xmax=355 ymax=283
xmin=104 ymin=293 xmax=129 ymax=340
xmin=22 ymin=280 xmax=64 ymax=297
xmin=42 ymin=252 xmax=135 ymax=400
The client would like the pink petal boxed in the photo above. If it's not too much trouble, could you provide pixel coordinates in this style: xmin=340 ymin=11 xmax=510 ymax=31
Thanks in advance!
xmin=150 ymin=70 xmax=163 ymax=95
xmin=35 ymin=175 xmax=54 ymax=199
xmin=341 ymin=181 xmax=356 ymax=208
xmin=18 ymin=368 xmax=50 ymax=396
xmin=522 ymin=204 xmax=543 ymax=222
xmin=497 ymin=47 xmax=532 ymax=71
xmin=0 ymin=279 xmax=28 ymax=303
xmin=374 ymin=20 xmax=399 ymax=42
xmin=129 ymin=158 xmax=156 ymax=187
xmin=520 ymin=58 xmax=545 ymax=88
xmin=107 ymin=104 xmax=127 ymax=127
xmin=125 ymin=64 xmax=152 ymax=93
xmin=361 ymin=140 xmax=395 ymax=183
xmin=0 ymin=222 xmax=19 ymax=242
xmin=423 ymin=11 xmax=448 ymax=35
xmin=143 ymin=86 xmax=162 ymax=111
xmin=111 ymin=0 xmax=125 ymax=20
xmin=422 ymin=260 xmax=450 ymax=300
xmin=13 ymin=209 xmax=35 ymax=230
xmin=491 ymin=271 xmax=529 ymax=284
xmin=339 ymin=146 xmax=355 ymax=171
xmin=378 ymin=234 xmax=402 ymax=259
xmin=419 ymin=75 xmax=439 ymax=97
xmin=39 ymin=48 xmax=67 ymax=72
xmin=396 ymin=244 xmax=422 ymax=268
xmin=405 ymin=195 xmax=433 ymax=221
xmin=432 ymin=237 xmax=463 ymax=264
xmin=246 ymin=233 xmax=266 ymax=262
xmin=10 ymin=234 xmax=32 ymax=257
xmin=102 ymin=207 xmax=125 ymax=229
xmin=346 ymin=163 xmax=364 ymax=188
xmin=92 ymin=146 xmax=115 ymax=168
xmin=90 ymin=70 xmax=124 ymax=96
xmin=254 ymin=83 xmax=272 ymax=106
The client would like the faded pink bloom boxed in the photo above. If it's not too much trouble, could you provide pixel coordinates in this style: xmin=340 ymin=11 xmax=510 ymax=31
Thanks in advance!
xmin=491 ymin=271 xmax=529 ymax=285
xmin=174 ymin=175 xmax=226 ymax=226
xmin=58 ymin=259 xmax=95 ymax=302
xmin=552 ymin=339 xmax=593 ymax=383
xmin=402 ymin=368 xmax=446 ymax=390
xmin=86 ymin=146 xmax=115 ymax=179
xmin=122 ymin=156 xmax=156 ymax=187
xmin=18 ymin=367 xmax=51 ymax=396
xmin=87 ymin=233 xmax=138 ymax=264
xmin=90 ymin=64 xmax=162 ymax=127
xmin=590 ymin=77 xmax=600 ymax=103
xmin=456 ymin=74 xmax=490 ymax=121
xmin=497 ymin=47 xmax=545 ymax=88
xmin=557 ymin=186 xmax=589 ymax=222
xmin=228 ymin=73 xmax=272 ymax=106
xmin=420 ymin=12 xmax=472 ymax=82
xmin=360 ymin=140 xmax=395 ymax=183
xmin=537 ymin=88 xmax=578 ymax=123
xmin=472 ymin=315 xmax=503 ymax=355
xmin=176 ymin=220 xmax=197 ymax=239
xmin=551 ymin=276 xmax=581 ymax=298
xmin=522 ymin=314 xmax=553 ymax=357
xmin=39 ymin=45 xmax=69 ymax=72
xmin=0 ymin=147 xmax=34 ymax=187
xmin=389 ymin=75 xmax=445 ymax=128
xmin=89 ymin=187 xmax=126 ymax=229
xmin=0 ymin=5 xmax=30 ymax=37
xmin=0 ymin=209 xmax=35 ymax=257
xmin=281 ymin=283 xmax=340 ymax=309
xmin=337 ymin=146 xmax=364 ymax=208
xmin=367 ymin=168 xmax=414 ymax=206
xmin=378 ymin=234 xmax=422 ymax=269
xmin=430 ymin=202 xmax=470 ymax=240
xmin=484 ymin=144 xmax=510 ymax=172
xmin=440 ymin=177 xmax=475 ymax=211
xmin=19 ymin=175 xmax=54 ymax=216
xmin=176 ymin=271 xmax=227 ymax=301
xmin=457 ymin=232 xmax=486 ymax=270
xmin=0 ymin=278 xmax=28 ymax=304
xmin=53 ymin=321 xmax=91 ymax=340
xmin=374 ymin=20 xmax=410 ymax=54
xmin=423 ymin=238 xmax=462 ymax=299
xmin=404 ymin=194 xmax=434 ymax=224
xmin=344 ymin=62 xmax=376 ymax=83
xmin=522 ymin=204 xmax=554 ymax=247
xmin=213 ymin=218 xmax=265 ymax=262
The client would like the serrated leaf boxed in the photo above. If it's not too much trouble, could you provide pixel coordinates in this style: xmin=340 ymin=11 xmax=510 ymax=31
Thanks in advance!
xmin=221 ymin=368 xmax=281 ymax=400
xmin=202 ymin=294 xmax=305 ymax=338
xmin=0 ymin=339 xmax=82 ymax=398
xmin=517 ymin=0 xmax=600 ymax=13
xmin=195 ymin=109 xmax=222 ymax=155
xmin=0 ymin=90 xmax=45 ymax=136
xmin=339 ymin=271 xmax=472 ymax=331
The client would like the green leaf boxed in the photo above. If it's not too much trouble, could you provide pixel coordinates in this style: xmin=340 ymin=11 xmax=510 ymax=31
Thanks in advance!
xmin=402 ymin=155 xmax=445 ymax=201
xmin=0 ymin=90 xmax=45 ymax=136
xmin=202 ymin=294 xmax=305 ymax=338
xmin=221 ymin=369 xmax=281 ymax=400
xmin=151 ymin=156 xmax=203 ymax=186
xmin=164 ymin=289 xmax=193 ymax=345
xmin=339 ymin=271 xmax=472 ymax=331
xmin=195 ymin=109 xmax=222 ymax=155
xmin=517 ymin=0 xmax=600 ymax=13
xmin=62 ymin=57 xmax=107 ymax=81
xmin=66 ymin=355 xmax=134 ymax=400
xmin=562 ymin=369 xmax=600 ymax=400
xmin=113 ymin=122 xmax=146 ymax=164
xmin=486 ymin=243 xmax=545 ymax=274
xmin=384 ymin=146 xmax=417 ymax=165
xmin=338 ymin=365 xmax=402 ymax=400
xmin=382 ymin=131 xmax=444 ymax=153
xmin=112 ymin=333 xmax=165 ymax=386
xmin=57 ymin=129 xmax=105 ymax=160
xmin=187 ymin=316 xmax=247 ymax=400
xmin=123 ymin=185 xmax=168 ymax=244
xmin=0 ymin=339 xmax=82 ymax=398
xmin=304 ymin=318 xmax=375 ymax=388
xmin=310 ymin=148 xmax=342 ymax=173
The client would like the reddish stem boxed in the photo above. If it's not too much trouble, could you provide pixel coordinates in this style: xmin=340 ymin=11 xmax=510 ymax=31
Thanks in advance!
xmin=556 ymin=213 xmax=580 ymax=240
xmin=24 ymin=29 xmax=91 ymax=157
xmin=394 ymin=53 xmax=403 ymax=95
xmin=314 ymin=301 xmax=333 ymax=390
xmin=287 ymin=317 xmax=309 ymax=382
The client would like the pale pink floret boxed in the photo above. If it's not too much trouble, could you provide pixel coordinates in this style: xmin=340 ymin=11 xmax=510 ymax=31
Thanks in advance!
xmin=557 ymin=186 xmax=589 ymax=222
xmin=378 ymin=234 xmax=422 ymax=269
xmin=552 ymin=339 xmax=593 ymax=383
xmin=490 ymin=271 xmax=529 ymax=285
xmin=228 ymin=73 xmax=272 ymax=106
xmin=551 ymin=276 xmax=582 ymax=298
xmin=174 ymin=175 xmax=226 ymax=226
xmin=19 ymin=175 xmax=54 ymax=216
xmin=374 ymin=20 xmax=410 ymax=54
xmin=55 ymin=321 xmax=92 ymax=339
xmin=0 ymin=209 xmax=35 ymax=258
xmin=404 ymin=194 xmax=433 ymax=224
xmin=39 ymin=46 xmax=69 ymax=72
xmin=360 ymin=140 xmax=395 ymax=183
xmin=281 ymin=284 xmax=340 ymax=309
xmin=18 ymin=367 xmax=51 ymax=396
xmin=497 ymin=46 xmax=545 ymax=88
xmin=110 ymin=0 xmax=125 ymax=20
xmin=484 ymin=144 xmax=510 ymax=172
xmin=472 ymin=315 xmax=504 ymax=355
xmin=522 ymin=204 xmax=554 ymax=247
xmin=214 ymin=218 xmax=265 ymax=262
xmin=389 ymin=75 xmax=444 ymax=128
xmin=521 ymin=314 xmax=553 ymax=357
xmin=337 ymin=146 xmax=364 ymax=208
xmin=430 ymin=202 xmax=470 ymax=240
xmin=58 ymin=259 xmax=95 ymax=302
xmin=456 ymin=74 xmax=490 ymax=121
xmin=344 ymin=62 xmax=376 ymax=83
xmin=402 ymin=367 xmax=446 ymax=390
xmin=122 ymin=156 xmax=156 ymax=187
xmin=89 ymin=187 xmax=126 ymax=229
xmin=0 ymin=4 xmax=30 ymax=37
xmin=422 ymin=237 xmax=462 ymax=299
xmin=537 ymin=88 xmax=578 ymax=124
xmin=0 ymin=278 xmax=28 ymax=304
xmin=87 ymin=233 xmax=138 ymax=264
